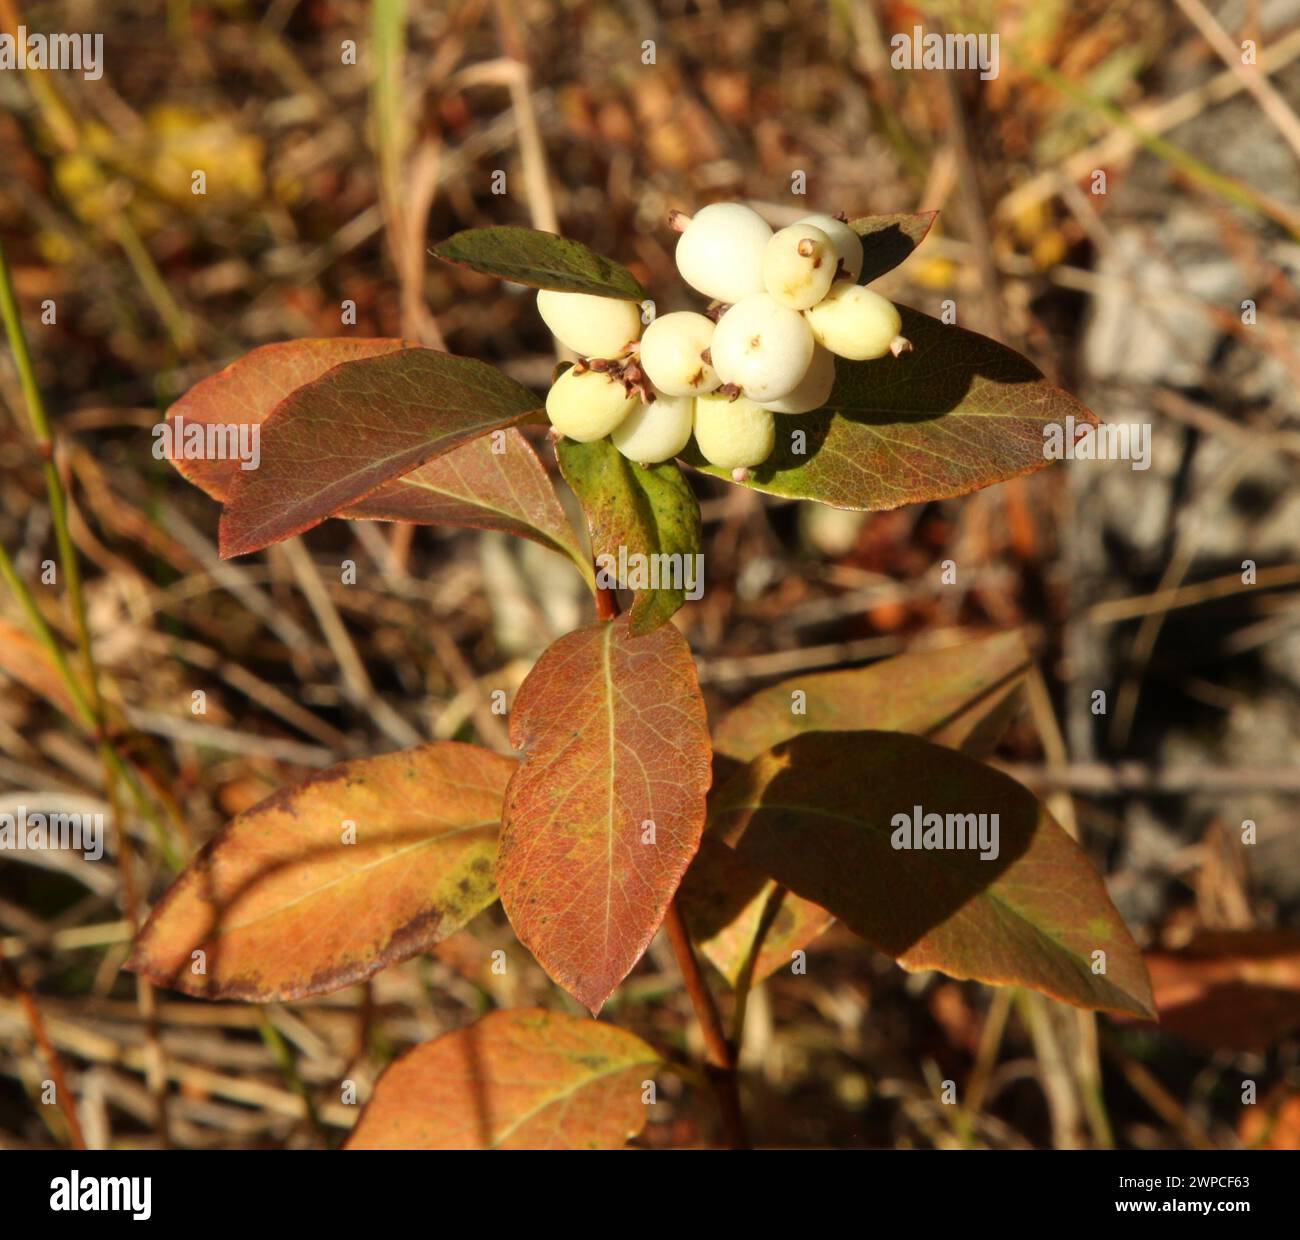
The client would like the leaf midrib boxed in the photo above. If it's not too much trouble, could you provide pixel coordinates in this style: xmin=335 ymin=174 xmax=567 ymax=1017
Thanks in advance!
xmin=212 ymin=820 xmax=498 ymax=937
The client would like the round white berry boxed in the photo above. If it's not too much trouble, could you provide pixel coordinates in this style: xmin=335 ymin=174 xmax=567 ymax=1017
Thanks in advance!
xmin=761 ymin=223 xmax=836 ymax=310
xmin=536 ymin=289 xmax=642 ymax=359
xmin=674 ymin=203 xmax=771 ymax=305
xmin=693 ymin=392 xmax=775 ymax=470
xmin=759 ymin=346 xmax=836 ymax=414
xmin=638 ymin=311 xmax=719 ymax=397
xmin=545 ymin=367 xmax=637 ymax=442
xmin=710 ymin=292 xmax=814 ymax=402
xmin=804 ymin=281 xmax=902 ymax=360
xmin=611 ymin=390 xmax=695 ymax=464
xmin=795 ymin=213 xmax=865 ymax=282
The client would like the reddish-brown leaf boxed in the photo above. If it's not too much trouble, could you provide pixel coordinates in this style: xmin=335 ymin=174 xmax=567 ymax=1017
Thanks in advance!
xmin=127 ymin=742 xmax=513 ymax=1000
xmin=163 ymin=338 xmax=411 ymax=502
xmin=346 ymin=429 xmax=591 ymax=579
xmin=712 ymin=731 xmax=1155 ymax=1017
xmin=345 ymin=1009 xmax=660 ymax=1149
xmin=166 ymin=340 xmax=581 ymax=564
xmin=849 ymin=211 xmax=938 ymax=285
xmin=683 ymin=633 xmax=1031 ymax=987
xmin=1141 ymin=930 xmax=1300 ymax=1051
xmin=217 ymin=347 xmax=543 ymax=557
xmin=497 ymin=615 xmax=712 ymax=1013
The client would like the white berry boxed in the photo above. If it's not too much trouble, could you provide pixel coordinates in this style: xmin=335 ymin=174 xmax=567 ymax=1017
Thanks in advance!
xmin=710 ymin=292 xmax=814 ymax=402
xmin=611 ymin=390 xmax=695 ymax=464
xmin=804 ymin=281 xmax=902 ymax=360
xmin=545 ymin=367 xmax=637 ymax=442
xmin=759 ymin=346 xmax=836 ymax=414
xmin=536 ymin=289 xmax=642 ymax=359
xmin=693 ymin=392 xmax=775 ymax=470
xmin=762 ymin=223 xmax=836 ymax=310
xmin=674 ymin=203 xmax=771 ymax=305
xmin=795 ymin=213 xmax=865 ymax=281
xmin=638 ymin=311 xmax=719 ymax=397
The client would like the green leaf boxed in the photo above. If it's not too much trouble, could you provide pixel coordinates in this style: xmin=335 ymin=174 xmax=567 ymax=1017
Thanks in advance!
xmin=497 ymin=615 xmax=712 ymax=1013
xmin=682 ymin=632 xmax=1031 ymax=987
xmin=711 ymin=731 xmax=1156 ymax=1018
xmin=345 ymin=1009 xmax=661 ymax=1149
xmin=127 ymin=742 xmax=514 ymax=1001
xmin=431 ymin=226 xmax=647 ymax=300
xmin=849 ymin=211 xmax=938 ymax=284
xmin=556 ymin=437 xmax=702 ymax=634
xmin=218 ymin=347 xmax=543 ymax=558
xmin=681 ymin=304 xmax=1098 ymax=510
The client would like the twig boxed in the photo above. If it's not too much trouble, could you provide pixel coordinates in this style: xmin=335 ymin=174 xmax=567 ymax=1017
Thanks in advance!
xmin=996 ymin=761 xmax=1300 ymax=795
xmin=1086 ymin=563 xmax=1300 ymax=625
xmin=0 ymin=944 xmax=86 ymax=1148
xmin=491 ymin=0 xmax=560 ymax=235
xmin=998 ymin=28 xmax=1300 ymax=224
xmin=275 ymin=538 xmax=422 ymax=748
xmin=1172 ymin=0 xmax=1300 ymax=168
xmin=662 ymin=903 xmax=751 ymax=1150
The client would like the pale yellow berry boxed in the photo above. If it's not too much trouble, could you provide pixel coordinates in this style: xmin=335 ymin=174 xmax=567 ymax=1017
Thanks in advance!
xmin=759 ymin=346 xmax=836 ymax=414
xmin=638 ymin=312 xmax=719 ymax=397
xmin=804 ymin=281 xmax=902 ymax=361
xmin=794 ymin=213 xmax=865 ymax=281
xmin=545 ymin=367 xmax=638 ymax=442
xmin=762 ymin=223 xmax=836 ymax=310
xmin=674 ymin=203 xmax=771 ymax=304
xmin=711 ymin=293 xmax=814 ymax=403
xmin=693 ymin=392 xmax=775 ymax=469
xmin=536 ymin=290 xmax=642 ymax=359
xmin=611 ymin=390 xmax=695 ymax=464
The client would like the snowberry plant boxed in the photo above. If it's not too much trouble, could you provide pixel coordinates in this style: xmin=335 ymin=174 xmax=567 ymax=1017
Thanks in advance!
xmin=134 ymin=206 xmax=1155 ymax=1149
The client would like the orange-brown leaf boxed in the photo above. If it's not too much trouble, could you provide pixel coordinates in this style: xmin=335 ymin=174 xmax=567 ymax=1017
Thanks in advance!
xmin=346 ymin=1008 xmax=660 ymax=1149
xmin=128 ymin=742 xmax=513 ymax=1000
xmin=713 ymin=630 xmax=1031 ymax=763
xmin=497 ymin=616 xmax=712 ymax=1013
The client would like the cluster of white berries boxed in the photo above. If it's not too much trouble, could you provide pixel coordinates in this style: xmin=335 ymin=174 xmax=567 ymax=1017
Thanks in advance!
xmin=540 ymin=202 xmax=909 ymax=479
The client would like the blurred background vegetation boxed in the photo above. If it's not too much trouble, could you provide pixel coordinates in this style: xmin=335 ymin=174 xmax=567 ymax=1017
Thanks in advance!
xmin=1 ymin=0 xmax=1298 ymax=1149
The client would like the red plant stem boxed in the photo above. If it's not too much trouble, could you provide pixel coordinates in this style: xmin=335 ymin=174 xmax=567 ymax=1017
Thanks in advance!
xmin=663 ymin=902 xmax=751 ymax=1149
xmin=595 ymin=581 xmax=619 ymax=620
